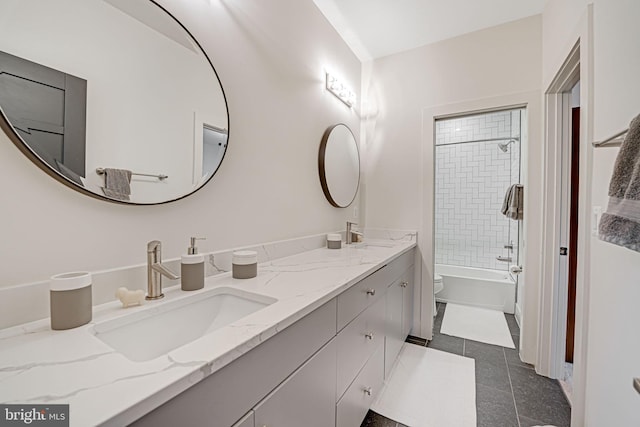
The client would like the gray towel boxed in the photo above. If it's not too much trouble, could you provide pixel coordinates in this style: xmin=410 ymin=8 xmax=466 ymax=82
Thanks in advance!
xmin=501 ymin=184 xmax=524 ymax=220
xmin=599 ymin=114 xmax=640 ymax=251
xmin=501 ymin=185 xmax=513 ymax=216
xmin=101 ymin=168 xmax=132 ymax=201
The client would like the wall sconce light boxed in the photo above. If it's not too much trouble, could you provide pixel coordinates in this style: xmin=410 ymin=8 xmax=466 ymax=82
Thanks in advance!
xmin=326 ymin=72 xmax=356 ymax=108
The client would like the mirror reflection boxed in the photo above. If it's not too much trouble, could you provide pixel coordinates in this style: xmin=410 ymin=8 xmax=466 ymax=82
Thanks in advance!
xmin=318 ymin=124 xmax=360 ymax=208
xmin=0 ymin=0 xmax=229 ymax=204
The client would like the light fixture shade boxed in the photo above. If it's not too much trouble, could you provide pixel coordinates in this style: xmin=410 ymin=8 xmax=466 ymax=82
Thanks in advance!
xmin=325 ymin=72 xmax=355 ymax=107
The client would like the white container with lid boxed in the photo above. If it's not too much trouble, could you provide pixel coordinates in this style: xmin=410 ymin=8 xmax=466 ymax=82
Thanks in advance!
xmin=233 ymin=250 xmax=258 ymax=279
xmin=327 ymin=233 xmax=342 ymax=249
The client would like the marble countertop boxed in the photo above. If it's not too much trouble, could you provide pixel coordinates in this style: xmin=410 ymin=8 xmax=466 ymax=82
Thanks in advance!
xmin=0 ymin=238 xmax=415 ymax=426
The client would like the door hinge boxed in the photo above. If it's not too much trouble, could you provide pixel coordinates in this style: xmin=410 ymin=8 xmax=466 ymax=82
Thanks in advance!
xmin=560 ymin=247 xmax=568 ymax=256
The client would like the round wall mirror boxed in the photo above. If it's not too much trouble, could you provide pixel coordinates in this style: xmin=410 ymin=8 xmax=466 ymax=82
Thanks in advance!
xmin=0 ymin=0 xmax=229 ymax=204
xmin=318 ymin=123 xmax=360 ymax=208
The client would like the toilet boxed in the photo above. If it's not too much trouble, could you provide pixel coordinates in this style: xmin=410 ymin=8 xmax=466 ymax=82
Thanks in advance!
xmin=433 ymin=273 xmax=443 ymax=315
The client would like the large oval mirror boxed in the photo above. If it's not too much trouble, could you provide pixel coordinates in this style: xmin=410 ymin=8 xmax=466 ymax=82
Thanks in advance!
xmin=318 ymin=124 xmax=360 ymax=208
xmin=0 ymin=0 xmax=229 ymax=204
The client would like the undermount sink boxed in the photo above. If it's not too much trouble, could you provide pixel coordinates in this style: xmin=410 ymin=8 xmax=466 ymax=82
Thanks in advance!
xmin=91 ymin=287 xmax=276 ymax=362
xmin=351 ymin=241 xmax=395 ymax=249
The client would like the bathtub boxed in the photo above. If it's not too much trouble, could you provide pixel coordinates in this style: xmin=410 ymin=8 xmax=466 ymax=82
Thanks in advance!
xmin=435 ymin=264 xmax=516 ymax=314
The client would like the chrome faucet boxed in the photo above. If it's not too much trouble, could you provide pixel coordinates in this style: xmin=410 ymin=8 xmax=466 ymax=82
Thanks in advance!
xmin=346 ymin=221 xmax=363 ymax=244
xmin=146 ymin=240 xmax=180 ymax=300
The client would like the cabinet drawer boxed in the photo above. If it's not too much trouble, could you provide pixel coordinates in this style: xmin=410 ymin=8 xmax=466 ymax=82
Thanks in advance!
xmin=386 ymin=249 xmax=415 ymax=284
xmin=254 ymin=339 xmax=336 ymax=427
xmin=336 ymin=248 xmax=414 ymax=332
xmin=336 ymin=297 xmax=385 ymax=399
xmin=336 ymin=345 xmax=384 ymax=427
xmin=132 ymin=299 xmax=337 ymax=427
xmin=337 ymin=265 xmax=388 ymax=331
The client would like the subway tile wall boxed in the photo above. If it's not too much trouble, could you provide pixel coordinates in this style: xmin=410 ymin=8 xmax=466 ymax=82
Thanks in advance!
xmin=435 ymin=110 xmax=521 ymax=270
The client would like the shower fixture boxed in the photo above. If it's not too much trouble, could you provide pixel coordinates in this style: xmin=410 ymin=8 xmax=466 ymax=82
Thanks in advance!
xmin=498 ymin=139 xmax=518 ymax=152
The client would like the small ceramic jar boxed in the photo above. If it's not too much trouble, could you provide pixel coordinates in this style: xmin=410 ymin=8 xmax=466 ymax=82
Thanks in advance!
xmin=232 ymin=250 xmax=258 ymax=279
xmin=50 ymin=271 xmax=92 ymax=330
xmin=327 ymin=233 xmax=342 ymax=249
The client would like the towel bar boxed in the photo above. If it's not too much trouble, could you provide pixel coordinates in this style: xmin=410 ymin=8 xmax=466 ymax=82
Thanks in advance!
xmin=96 ymin=167 xmax=168 ymax=180
xmin=592 ymin=128 xmax=628 ymax=147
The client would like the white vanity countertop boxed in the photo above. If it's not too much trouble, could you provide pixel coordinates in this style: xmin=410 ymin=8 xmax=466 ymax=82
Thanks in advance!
xmin=0 ymin=238 xmax=416 ymax=427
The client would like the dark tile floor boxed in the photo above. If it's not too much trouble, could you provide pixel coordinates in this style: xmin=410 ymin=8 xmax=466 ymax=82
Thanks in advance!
xmin=361 ymin=302 xmax=571 ymax=427
xmin=360 ymin=410 xmax=408 ymax=427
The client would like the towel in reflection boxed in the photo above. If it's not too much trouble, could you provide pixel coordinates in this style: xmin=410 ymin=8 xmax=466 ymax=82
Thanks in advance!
xmin=599 ymin=114 xmax=640 ymax=251
xmin=501 ymin=184 xmax=524 ymax=220
xmin=101 ymin=168 xmax=132 ymax=201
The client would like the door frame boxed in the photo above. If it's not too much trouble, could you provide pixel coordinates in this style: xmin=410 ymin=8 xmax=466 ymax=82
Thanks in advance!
xmin=538 ymin=6 xmax=594 ymax=426
xmin=538 ymin=42 xmax=579 ymax=379
xmin=419 ymin=90 xmax=542 ymax=362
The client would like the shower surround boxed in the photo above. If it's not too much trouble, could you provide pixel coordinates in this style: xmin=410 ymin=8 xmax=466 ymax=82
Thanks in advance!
xmin=435 ymin=110 xmax=521 ymax=271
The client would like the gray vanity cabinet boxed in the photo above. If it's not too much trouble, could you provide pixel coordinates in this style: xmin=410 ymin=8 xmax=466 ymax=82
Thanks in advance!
xmin=253 ymin=339 xmax=337 ymax=427
xmin=335 ymin=292 xmax=386 ymax=427
xmin=337 ymin=265 xmax=389 ymax=331
xmin=132 ymin=248 xmax=416 ymax=427
xmin=385 ymin=276 xmax=404 ymax=378
xmin=335 ymin=345 xmax=384 ymax=427
xmin=334 ymin=249 xmax=414 ymax=427
xmin=385 ymin=266 xmax=415 ymax=378
xmin=132 ymin=299 xmax=337 ymax=427
xmin=401 ymin=267 xmax=415 ymax=339
xmin=336 ymin=297 xmax=386 ymax=397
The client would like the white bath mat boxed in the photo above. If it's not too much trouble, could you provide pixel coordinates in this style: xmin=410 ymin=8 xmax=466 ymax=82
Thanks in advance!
xmin=441 ymin=303 xmax=515 ymax=348
xmin=371 ymin=344 xmax=476 ymax=427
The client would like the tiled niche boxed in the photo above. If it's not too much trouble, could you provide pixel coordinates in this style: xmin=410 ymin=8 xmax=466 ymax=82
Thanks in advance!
xmin=435 ymin=109 xmax=522 ymax=270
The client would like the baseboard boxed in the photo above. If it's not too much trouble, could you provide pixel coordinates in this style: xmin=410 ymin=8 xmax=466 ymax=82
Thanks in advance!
xmin=515 ymin=303 xmax=523 ymax=328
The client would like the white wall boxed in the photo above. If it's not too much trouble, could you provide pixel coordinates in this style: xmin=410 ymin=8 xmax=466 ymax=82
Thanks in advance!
xmin=542 ymin=0 xmax=640 ymax=425
xmin=584 ymin=1 xmax=640 ymax=425
xmin=0 ymin=0 xmax=361 ymax=287
xmin=363 ymin=15 xmax=542 ymax=345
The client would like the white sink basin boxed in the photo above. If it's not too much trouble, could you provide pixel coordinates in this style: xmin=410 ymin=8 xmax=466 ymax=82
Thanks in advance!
xmin=91 ymin=287 xmax=276 ymax=362
xmin=351 ymin=241 xmax=395 ymax=249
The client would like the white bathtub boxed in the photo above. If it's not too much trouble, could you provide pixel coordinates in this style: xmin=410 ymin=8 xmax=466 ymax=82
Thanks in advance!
xmin=435 ymin=264 xmax=516 ymax=314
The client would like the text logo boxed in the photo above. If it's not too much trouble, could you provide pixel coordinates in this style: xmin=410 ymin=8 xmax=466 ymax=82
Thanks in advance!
xmin=0 ymin=405 xmax=68 ymax=426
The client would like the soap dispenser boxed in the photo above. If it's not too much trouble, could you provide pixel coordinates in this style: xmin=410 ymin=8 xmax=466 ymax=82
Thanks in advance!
xmin=181 ymin=237 xmax=205 ymax=291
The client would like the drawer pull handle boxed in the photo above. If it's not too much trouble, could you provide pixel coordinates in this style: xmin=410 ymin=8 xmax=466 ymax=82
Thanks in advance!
xmin=366 ymin=289 xmax=376 ymax=296
xmin=400 ymin=281 xmax=408 ymax=288
xmin=364 ymin=387 xmax=373 ymax=396
xmin=365 ymin=332 xmax=374 ymax=340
